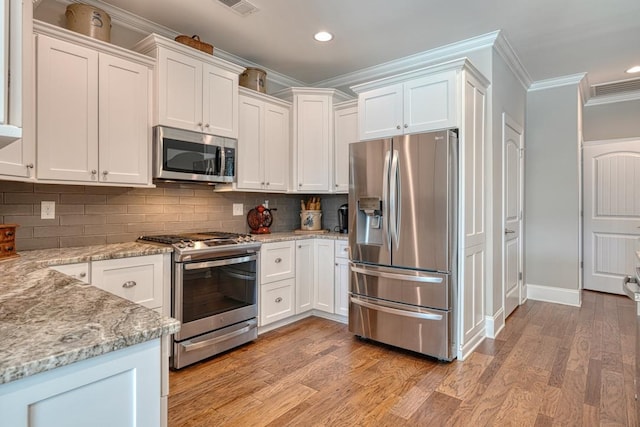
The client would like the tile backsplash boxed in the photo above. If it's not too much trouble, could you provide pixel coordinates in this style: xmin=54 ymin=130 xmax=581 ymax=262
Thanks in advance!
xmin=0 ymin=181 xmax=347 ymax=251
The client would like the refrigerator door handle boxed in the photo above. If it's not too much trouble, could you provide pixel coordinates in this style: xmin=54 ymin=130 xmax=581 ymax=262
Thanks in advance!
xmin=350 ymin=296 xmax=444 ymax=321
xmin=390 ymin=149 xmax=400 ymax=248
xmin=351 ymin=265 xmax=444 ymax=283
xmin=382 ymin=149 xmax=391 ymax=251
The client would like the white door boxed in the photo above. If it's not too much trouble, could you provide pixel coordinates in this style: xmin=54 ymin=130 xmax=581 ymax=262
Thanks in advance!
xmin=237 ymin=95 xmax=264 ymax=190
xmin=98 ymin=53 xmax=149 ymax=185
xmin=202 ymin=63 xmax=238 ymax=138
xmin=263 ymin=102 xmax=289 ymax=192
xmin=295 ymin=239 xmax=314 ymax=313
xmin=157 ymin=49 xmax=202 ymax=132
xmin=503 ymin=113 xmax=524 ymax=317
xmin=333 ymin=103 xmax=357 ymax=193
xmin=296 ymin=94 xmax=330 ymax=192
xmin=583 ymin=139 xmax=640 ymax=294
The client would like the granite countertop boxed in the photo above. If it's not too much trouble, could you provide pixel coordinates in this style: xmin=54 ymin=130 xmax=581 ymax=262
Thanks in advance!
xmin=253 ymin=231 xmax=348 ymax=243
xmin=0 ymin=242 xmax=180 ymax=385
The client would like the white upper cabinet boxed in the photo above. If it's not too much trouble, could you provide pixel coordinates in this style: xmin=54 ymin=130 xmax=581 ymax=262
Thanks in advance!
xmin=34 ymin=22 xmax=153 ymax=186
xmin=333 ymin=100 xmax=357 ymax=193
xmin=275 ymin=87 xmax=350 ymax=193
xmin=134 ymin=34 xmax=244 ymax=139
xmin=237 ymin=89 xmax=290 ymax=192
xmin=353 ymin=66 xmax=459 ymax=140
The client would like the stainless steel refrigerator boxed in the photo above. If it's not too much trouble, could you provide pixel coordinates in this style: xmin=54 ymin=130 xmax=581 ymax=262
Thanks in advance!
xmin=348 ymin=129 xmax=458 ymax=361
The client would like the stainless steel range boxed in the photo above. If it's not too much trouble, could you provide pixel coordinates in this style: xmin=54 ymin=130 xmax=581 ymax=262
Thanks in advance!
xmin=138 ymin=232 xmax=261 ymax=369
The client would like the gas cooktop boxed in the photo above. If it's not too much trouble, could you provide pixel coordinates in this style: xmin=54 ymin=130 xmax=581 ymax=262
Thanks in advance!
xmin=137 ymin=231 xmax=261 ymax=262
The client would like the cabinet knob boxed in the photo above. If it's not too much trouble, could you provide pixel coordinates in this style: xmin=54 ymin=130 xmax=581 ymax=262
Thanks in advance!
xmin=122 ymin=280 xmax=137 ymax=288
xmin=275 ymin=297 xmax=283 ymax=303
xmin=197 ymin=122 xmax=203 ymax=127
xmin=266 ymin=182 xmax=270 ymax=186
xmin=79 ymin=272 xmax=86 ymax=278
xmin=26 ymin=163 xmax=34 ymax=169
xmin=5 ymin=230 xmax=14 ymax=237
xmin=275 ymin=257 xmax=282 ymax=264
xmin=91 ymin=170 xmax=97 ymax=175
xmin=298 ymin=245 xmax=302 ymax=249
xmin=298 ymin=183 xmax=302 ymax=187
xmin=102 ymin=170 xmax=109 ymax=176
xmin=204 ymin=123 xmax=210 ymax=128
xmin=396 ymin=125 xmax=401 ymax=130
xmin=335 ymin=263 xmax=338 ymax=266
xmin=261 ymin=182 xmax=265 ymax=185
xmin=404 ymin=124 xmax=408 ymax=128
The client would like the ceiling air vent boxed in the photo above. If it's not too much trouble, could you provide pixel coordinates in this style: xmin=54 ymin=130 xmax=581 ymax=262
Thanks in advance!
xmin=217 ymin=0 xmax=259 ymax=16
xmin=592 ymin=78 xmax=640 ymax=97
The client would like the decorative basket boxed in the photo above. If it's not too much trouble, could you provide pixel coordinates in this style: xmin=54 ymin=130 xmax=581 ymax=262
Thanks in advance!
xmin=174 ymin=35 xmax=214 ymax=55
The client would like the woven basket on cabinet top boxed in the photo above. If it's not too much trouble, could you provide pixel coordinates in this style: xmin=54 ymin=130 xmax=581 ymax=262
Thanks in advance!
xmin=174 ymin=35 xmax=214 ymax=55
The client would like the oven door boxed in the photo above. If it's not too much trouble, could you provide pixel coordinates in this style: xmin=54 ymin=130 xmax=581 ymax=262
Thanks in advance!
xmin=174 ymin=254 xmax=258 ymax=342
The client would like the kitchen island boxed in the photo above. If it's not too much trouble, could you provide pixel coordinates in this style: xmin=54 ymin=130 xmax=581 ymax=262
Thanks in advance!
xmin=0 ymin=242 xmax=180 ymax=426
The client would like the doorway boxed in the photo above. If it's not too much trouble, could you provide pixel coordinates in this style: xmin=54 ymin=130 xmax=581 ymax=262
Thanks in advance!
xmin=583 ymin=138 xmax=640 ymax=294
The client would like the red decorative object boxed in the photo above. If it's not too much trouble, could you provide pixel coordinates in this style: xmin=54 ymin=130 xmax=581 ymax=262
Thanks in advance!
xmin=247 ymin=205 xmax=273 ymax=234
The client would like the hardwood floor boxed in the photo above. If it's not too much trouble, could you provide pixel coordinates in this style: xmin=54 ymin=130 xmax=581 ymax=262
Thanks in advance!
xmin=168 ymin=291 xmax=637 ymax=426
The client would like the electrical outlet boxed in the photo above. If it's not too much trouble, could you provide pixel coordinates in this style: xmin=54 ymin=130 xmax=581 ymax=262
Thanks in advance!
xmin=264 ymin=200 xmax=269 ymax=208
xmin=41 ymin=201 xmax=55 ymax=219
xmin=232 ymin=203 xmax=243 ymax=216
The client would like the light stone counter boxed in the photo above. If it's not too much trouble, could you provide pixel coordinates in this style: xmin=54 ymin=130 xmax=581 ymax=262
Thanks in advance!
xmin=0 ymin=242 xmax=180 ymax=385
xmin=252 ymin=231 xmax=348 ymax=243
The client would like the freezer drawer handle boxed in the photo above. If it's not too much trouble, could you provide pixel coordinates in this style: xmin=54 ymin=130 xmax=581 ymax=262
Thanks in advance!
xmin=622 ymin=276 xmax=640 ymax=302
xmin=351 ymin=297 xmax=443 ymax=321
xmin=180 ymin=322 xmax=256 ymax=352
xmin=351 ymin=266 xmax=443 ymax=283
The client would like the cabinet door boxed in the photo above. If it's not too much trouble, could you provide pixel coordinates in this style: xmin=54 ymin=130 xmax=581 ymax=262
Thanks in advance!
xmin=333 ymin=105 xmax=357 ymax=193
xmin=404 ymin=71 xmax=457 ymax=133
xmin=295 ymin=94 xmax=330 ymax=192
xmin=0 ymin=137 xmax=34 ymax=179
xmin=314 ymin=239 xmax=334 ymax=313
xmin=334 ymin=256 xmax=349 ymax=317
xmin=92 ymin=254 xmax=164 ymax=310
xmin=98 ymin=53 xmax=149 ymax=185
xmin=260 ymin=241 xmax=295 ymax=284
xmin=358 ymin=83 xmax=403 ymax=140
xmin=263 ymin=102 xmax=289 ymax=192
xmin=157 ymin=48 xmax=202 ymax=131
xmin=202 ymin=63 xmax=238 ymax=138
xmin=237 ymin=95 xmax=264 ymax=190
xmin=295 ymin=239 xmax=314 ymax=313
xmin=51 ymin=263 xmax=90 ymax=284
xmin=36 ymin=35 xmax=99 ymax=182
xmin=260 ymin=278 xmax=295 ymax=326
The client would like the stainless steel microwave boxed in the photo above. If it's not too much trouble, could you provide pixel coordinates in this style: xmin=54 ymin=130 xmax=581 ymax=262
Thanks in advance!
xmin=153 ymin=126 xmax=236 ymax=184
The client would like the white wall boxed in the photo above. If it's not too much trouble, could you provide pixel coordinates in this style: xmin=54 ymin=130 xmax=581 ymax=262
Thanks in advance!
xmin=583 ymin=99 xmax=640 ymax=141
xmin=525 ymin=85 xmax=581 ymax=291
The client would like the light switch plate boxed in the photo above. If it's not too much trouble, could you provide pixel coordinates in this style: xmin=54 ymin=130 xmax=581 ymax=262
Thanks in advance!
xmin=232 ymin=203 xmax=243 ymax=216
xmin=41 ymin=201 xmax=55 ymax=219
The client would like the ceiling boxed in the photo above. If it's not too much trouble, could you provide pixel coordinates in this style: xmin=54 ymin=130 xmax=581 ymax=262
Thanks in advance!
xmin=85 ymin=0 xmax=640 ymax=89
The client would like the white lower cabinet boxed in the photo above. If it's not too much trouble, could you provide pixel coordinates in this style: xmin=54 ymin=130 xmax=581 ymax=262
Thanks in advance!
xmin=0 ymin=339 xmax=161 ymax=427
xmin=260 ymin=278 xmax=295 ymax=325
xmin=295 ymin=239 xmax=314 ymax=314
xmin=314 ymin=239 xmax=335 ymax=313
xmin=51 ymin=262 xmax=90 ymax=284
xmin=334 ymin=240 xmax=349 ymax=317
xmin=91 ymin=254 xmax=164 ymax=311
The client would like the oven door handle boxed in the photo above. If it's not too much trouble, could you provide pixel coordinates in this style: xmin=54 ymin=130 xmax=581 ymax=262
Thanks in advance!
xmin=180 ymin=321 xmax=257 ymax=352
xmin=350 ymin=296 xmax=443 ymax=321
xmin=184 ymin=254 xmax=257 ymax=270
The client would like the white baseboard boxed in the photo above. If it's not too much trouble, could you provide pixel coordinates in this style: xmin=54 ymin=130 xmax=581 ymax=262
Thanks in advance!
xmin=257 ymin=310 xmax=347 ymax=335
xmin=526 ymin=283 xmax=582 ymax=307
xmin=458 ymin=326 xmax=486 ymax=361
xmin=485 ymin=309 xmax=505 ymax=339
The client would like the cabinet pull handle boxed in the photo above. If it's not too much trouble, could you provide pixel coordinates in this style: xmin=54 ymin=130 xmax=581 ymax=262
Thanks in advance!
xmin=197 ymin=122 xmax=203 ymax=127
xmin=91 ymin=170 xmax=97 ymax=175
xmin=404 ymin=124 xmax=408 ymax=128
xmin=274 ymin=257 xmax=282 ymax=263
xmin=298 ymin=183 xmax=302 ymax=187
xmin=275 ymin=297 xmax=283 ymax=303
xmin=298 ymin=245 xmax=302 ymax=249
xmin=261 ymin=182 xmax=265 ymax=185
xmin=26 ymin=163 xmax=34 ymax=169
xmin=396 ymin=125 xmax=401 ymax=130
xmin=102 ymin=170 xmax=109 ymax=176
xmin=204 ymin=123 xmax=210 ymax=128
xmin=266 ymin=182 xmax=270 ymax=186
xmin=122 ymin=280 xmax=137 ymax=288
xmin=79 ymin=272 xmax=86 ymax=278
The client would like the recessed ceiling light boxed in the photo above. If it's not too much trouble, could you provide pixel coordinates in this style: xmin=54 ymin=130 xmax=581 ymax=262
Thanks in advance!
xmin=626 ymin=65 xmax=640 ymax=73
xmin=314 ymin=31 xmax=333 ymax=42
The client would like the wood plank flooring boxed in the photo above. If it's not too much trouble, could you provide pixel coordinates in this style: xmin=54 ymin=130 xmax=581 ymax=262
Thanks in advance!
xmin=168 ymin=291 xmax=638 ymax=426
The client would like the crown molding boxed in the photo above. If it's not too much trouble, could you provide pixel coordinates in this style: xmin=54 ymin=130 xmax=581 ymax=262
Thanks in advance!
xmin=53 ymin=0 xmax=305 ymax=90
xmin=492 ymin=31 xmax=531 ymax=90
xmin=585 ymin=90 xmax=640 ymax=106
xmin=313 ymin=31 xmax=500 ymax=91
xmin=528 ymin=72 xmax=589 ymax=101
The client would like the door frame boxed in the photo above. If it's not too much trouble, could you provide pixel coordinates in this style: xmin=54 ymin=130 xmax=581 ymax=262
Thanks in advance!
xmin=501 ymin=112 xmax=525 ymax=318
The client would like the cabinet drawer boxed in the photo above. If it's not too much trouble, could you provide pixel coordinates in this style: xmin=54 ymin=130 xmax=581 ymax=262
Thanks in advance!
xmin=260 ymin=241 xmax=295 ymax=284
xmin=335 ymin=240 xmax=349 ymax=259
xmin=51 ymin=263 xmax=90 ymax=284
xmin=92 ymin=255 xmax=163 ymax=309
xmin=260 ymin=278 xmax=295 ymax=326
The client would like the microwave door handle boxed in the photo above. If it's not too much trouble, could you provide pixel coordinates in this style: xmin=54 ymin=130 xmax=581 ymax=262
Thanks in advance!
xmin=219 ymin=146 xmax=226 ymax=176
